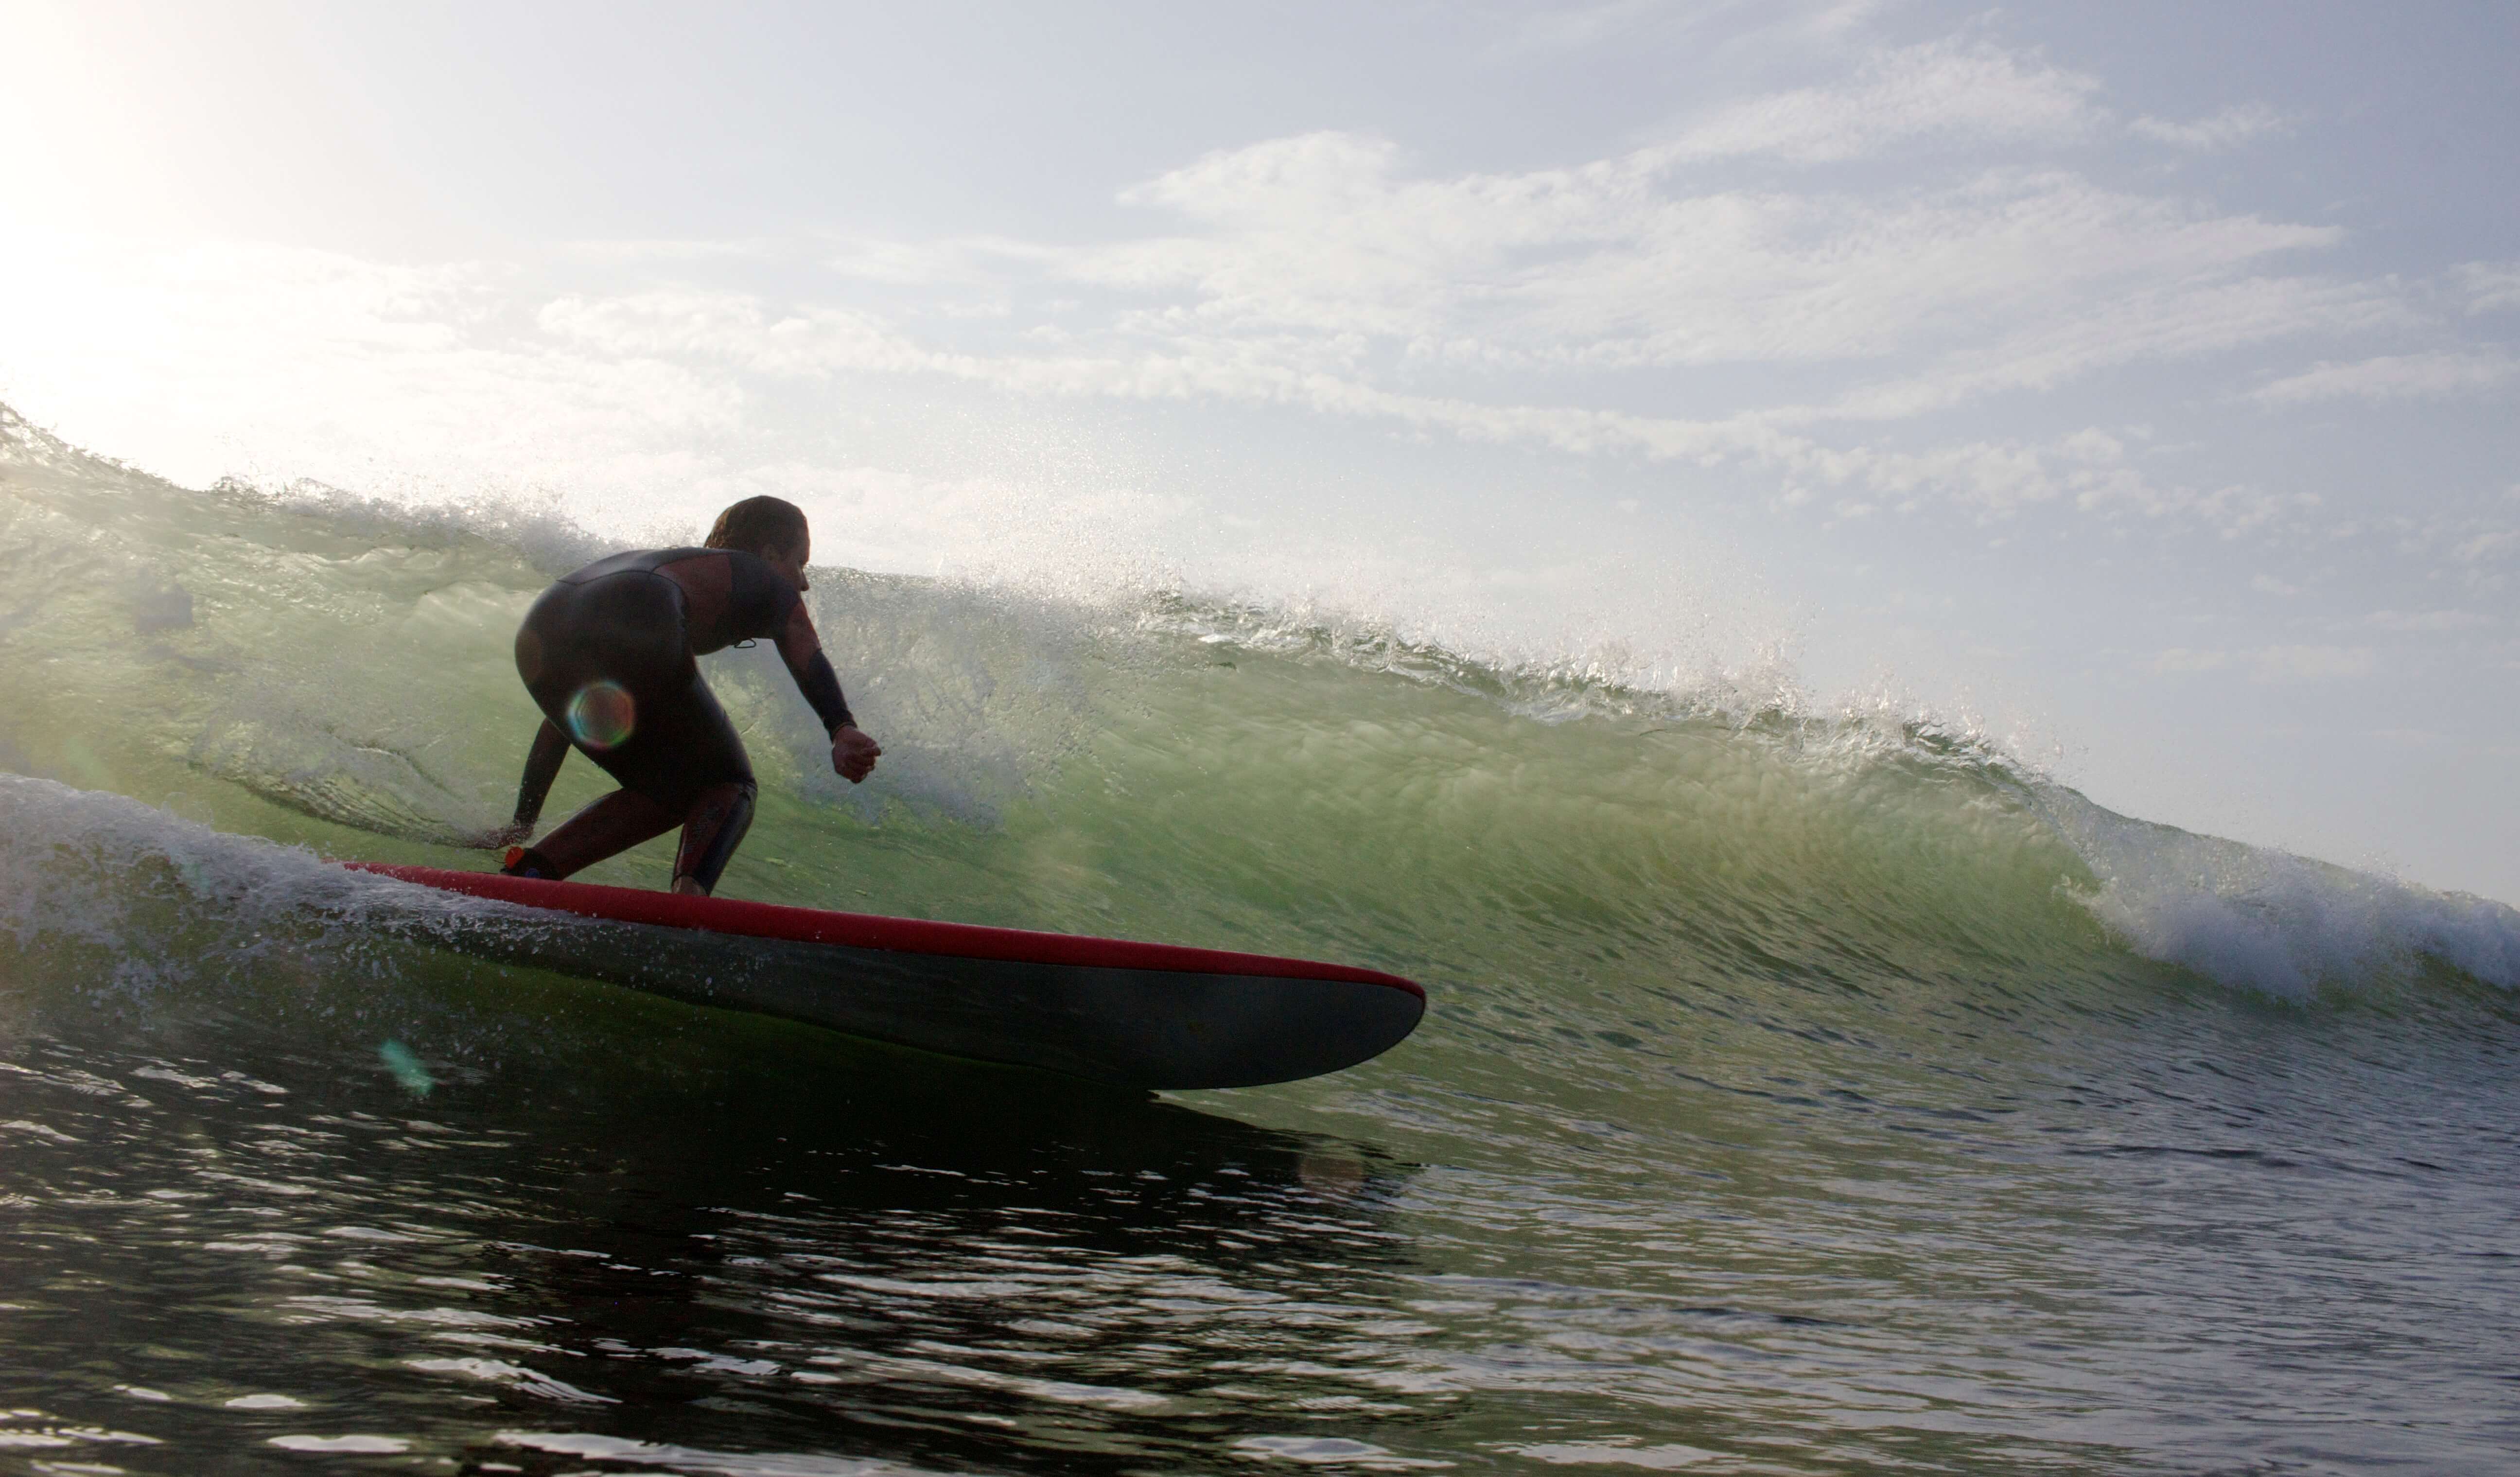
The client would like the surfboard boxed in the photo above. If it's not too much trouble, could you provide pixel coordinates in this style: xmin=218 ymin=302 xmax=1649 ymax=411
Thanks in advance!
xmin=347 ymin=864 xmax=1425 ymax=1090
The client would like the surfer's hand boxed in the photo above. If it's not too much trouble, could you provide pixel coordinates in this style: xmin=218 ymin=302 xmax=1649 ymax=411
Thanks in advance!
xmin=832 ymin=725 xmax=881 ymax=783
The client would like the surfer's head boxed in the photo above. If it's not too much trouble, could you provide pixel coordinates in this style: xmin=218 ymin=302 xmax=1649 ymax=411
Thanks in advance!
xmin=706 ymin=495 xmax=811 ymax=592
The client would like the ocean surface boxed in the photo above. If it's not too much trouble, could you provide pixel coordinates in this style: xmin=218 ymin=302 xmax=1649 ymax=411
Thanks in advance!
xmin=2 ymin=400 xmax=2516 ymax=1476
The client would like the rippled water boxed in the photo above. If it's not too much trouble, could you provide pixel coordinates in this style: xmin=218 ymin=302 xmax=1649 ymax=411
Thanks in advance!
xmin=5 ymin=918 xmax=2516 ymax=1475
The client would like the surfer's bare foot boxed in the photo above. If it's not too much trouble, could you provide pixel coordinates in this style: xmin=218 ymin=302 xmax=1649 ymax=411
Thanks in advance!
xmin=672 ymin=876 xmax=711 ymax=897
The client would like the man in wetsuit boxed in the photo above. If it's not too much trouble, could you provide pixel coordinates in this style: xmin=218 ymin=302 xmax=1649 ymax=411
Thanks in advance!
xmin=494 ymin=495 xmax=881 ymax=895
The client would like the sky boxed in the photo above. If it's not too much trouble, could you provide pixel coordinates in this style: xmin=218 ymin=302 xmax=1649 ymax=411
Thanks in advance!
xmin=2 ymin=0 xmax=2515 ymax=901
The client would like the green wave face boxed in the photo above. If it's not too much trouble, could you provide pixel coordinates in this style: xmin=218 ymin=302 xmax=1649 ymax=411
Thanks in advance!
xmin=2 ymin=401 xmax=2512 ymax=1039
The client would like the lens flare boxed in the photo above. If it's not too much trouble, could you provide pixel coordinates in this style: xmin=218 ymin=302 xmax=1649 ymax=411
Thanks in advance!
xmin=566 ymin=680 xmax=635 ymax=750
xmin=376 ymin=1040 xmax=434 ymax=1097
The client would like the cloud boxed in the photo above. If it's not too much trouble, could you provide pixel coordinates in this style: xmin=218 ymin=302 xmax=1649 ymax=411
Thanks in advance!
xmin=551 ymin=238 xmax=779 ymax=264
xmin=2152 ymin=648 xmax=2230 ymax=673
xmin=2152 ymin=645 xmax=2380 ymax=682
xmin=2454 ymin=261 xmax=2520 ymax=315
xmin=1648 ymin=38 xmax=2101 ymax=164
xmin=1086 ymin=135 xmax=2348 ymax=383
xmin=1506 ymin=0 xmax=1711 ymax=51
xmin=1786 ymin=0 xmax=1892 ymax=44
xmin=2367 ymin=511 xmax=2520 ymax=589
xmin=1038 ymin=44 xmax=2368 ymax=420
xmin=537 ymin=291 xmax=934 ymax=376
xmin=2250 ymin=645 xmax=2374 ymax=683
xmin=1502 ymin=0 xmax=1881 ymax=55
xmin=497 ymin=37 xmax=2401 ymax=519
xmin=0 ymin=125 xmax=2378 ymax=545
xmin=2367 ymin=609 xmax=2490 ymax=633
xmin=823 ymin=235 xmax=1060 ymax=286
xmin=2130 ymin=103 xmax=2296 ymax=151
xmin=1821 ymin=266 xmax=2390 ymax=420
xmin=529 ymin=285 xmax=2293 ymax=528
xmin=0 ymin=24 xmax=2450 ymax=554
xmin=2453 ymin=529 xmax=2519 ymax=565
xmin=2248 ymin=350 xmax=2518 ymax=405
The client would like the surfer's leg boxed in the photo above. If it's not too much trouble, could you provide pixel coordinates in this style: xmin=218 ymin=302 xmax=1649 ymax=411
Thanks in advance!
xmin=670 ymin=780 xmax=757 ymax=896
xmin=510 ymin=788 xmax=682 ymax=879
xmin=659 ymin=673 xmax=757 ymax=896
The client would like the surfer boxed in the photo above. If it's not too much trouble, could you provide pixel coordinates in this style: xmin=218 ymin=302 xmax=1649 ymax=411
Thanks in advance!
xmin=493 ymin=495 xmax=880 ymax=895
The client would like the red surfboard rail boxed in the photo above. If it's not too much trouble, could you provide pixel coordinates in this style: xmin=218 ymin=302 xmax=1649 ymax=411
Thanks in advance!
xmin=346 ymin=864 xmax=1423 ymax=999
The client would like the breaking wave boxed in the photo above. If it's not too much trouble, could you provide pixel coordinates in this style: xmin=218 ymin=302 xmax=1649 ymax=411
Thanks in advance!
xmin=2 ymin=398 xmax=2513 ymax=1025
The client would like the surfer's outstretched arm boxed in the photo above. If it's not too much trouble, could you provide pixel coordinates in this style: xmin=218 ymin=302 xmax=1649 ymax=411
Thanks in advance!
xmin=508 ymin=718 xmax=572 ymax=834
xmin=774 ymin=601 xmax=881 ymax=783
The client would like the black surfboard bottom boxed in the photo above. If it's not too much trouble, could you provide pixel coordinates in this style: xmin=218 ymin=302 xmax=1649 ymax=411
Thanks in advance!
xmin=420 ymin=906 xmax=1426 ymax=1091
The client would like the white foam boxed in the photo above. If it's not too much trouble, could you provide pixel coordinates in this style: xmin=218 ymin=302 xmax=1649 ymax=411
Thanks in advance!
xmin=2044 ymin=786 xmax=2520 ymax=997
xmin=217 ymin=474 xmax=612 ymax=578
xmin=0 ymin=772 xmax=545 ymax=985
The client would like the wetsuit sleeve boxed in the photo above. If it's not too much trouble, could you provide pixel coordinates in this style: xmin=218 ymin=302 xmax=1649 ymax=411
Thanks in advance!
xmin=796 ymin=652 xmax=855 ymax=735
xmin=768 ymin=595 xmax=857 ymax=735
xmin=512 ymin=718 xmax=571 ymax=828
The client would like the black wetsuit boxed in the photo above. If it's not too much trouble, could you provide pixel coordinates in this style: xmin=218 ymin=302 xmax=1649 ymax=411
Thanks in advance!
xmin=514 ymin=547 xmax=819 ymax=811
